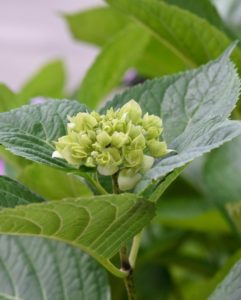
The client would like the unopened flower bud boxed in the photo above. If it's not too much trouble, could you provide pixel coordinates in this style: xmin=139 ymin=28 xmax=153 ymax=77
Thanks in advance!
xmin=124 ymin=149 xmax=143 ymax=167
xmin=96 ymin=131 xmax=111 ymax=147
xmin=119 ymin=99 xmax=142 ymax=123
xmin=147 ymin=140 xmax=168 ymax=157
xmin=118 ymin=169 xmax=142 ymax=191
xmin=111 ymin=132 xmax=128 ymax=148
xmin=141 ymin=155 xmax=154 ymax=173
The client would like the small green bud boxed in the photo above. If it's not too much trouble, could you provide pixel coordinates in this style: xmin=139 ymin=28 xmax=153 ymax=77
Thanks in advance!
xmin=111 ymin=132 xmax=128 ymax=148
xmin=68 ymin=112 xmax=97 ymax=132
xmin=119 ymin=100 xmax=142 ymax=123
xmin=96 ymin=148 xmax=122 ymax=176
xmin=147 ymin=140 xmax=168 ymax=157
xmin=85 ymin=157 xmax=95 ymax=167
xmin=141 ymin=155 xmax=154 ymax=173
xmin=143 ymin=113 xmax=162 ymax=129
xmin=96 ymin=131 xmax=111 ymax=147
xmin=142 ymin=113 xmax=163 ymax=139
xmin=124 ymin=149 xmax=143 ymax=167
xmin=97 ymin=165 xmax=119 ymax=176
xmin=131 ymin=134 xmax=146 ymax=149
xmin=118 ymin=169 xmax=142 ymax=191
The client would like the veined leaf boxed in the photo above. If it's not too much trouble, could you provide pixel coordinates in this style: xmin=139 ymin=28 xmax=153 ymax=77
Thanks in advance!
xmin=77 ymin=23 xmax=150 ymax=108
xmin=18 ymin=163 xmax=91 ymax=200
xmin=164 ymin=0 xmax=231 ymax=35
xmin=16 ymin=60 xmax=66 ymax=104
xmin=0 ymin=100 xmax=88 ymax=169
xmin=106 ymin=0 xmax=241 ymax=69
xmin=102 ymin=46 xmax=241 ymax=193
xmin=0 ymin=176 xmax=44 ymax=208
xmin=65 ymin=7 xmax=186 ymax=77
xmin=0 ymin=236 xmax=110 ymax=300
xmin=0 ymin=194 xmax=155 ymax=275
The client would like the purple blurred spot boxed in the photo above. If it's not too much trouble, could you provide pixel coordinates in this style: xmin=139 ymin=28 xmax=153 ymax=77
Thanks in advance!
xmin=31 ymin=97 xmax=46 ymax=105
xmin=0 ymin=160 xmax=5 ymax=175
xmin=124 ymin=69 xmax=138 ymax=85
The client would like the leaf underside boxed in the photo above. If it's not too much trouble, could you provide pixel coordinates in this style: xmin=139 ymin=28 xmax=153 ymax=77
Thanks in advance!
xmin=0 ymin=236 xmax=110 ymax=300
xmin=102 ymin=45 xmax=241 ymax=192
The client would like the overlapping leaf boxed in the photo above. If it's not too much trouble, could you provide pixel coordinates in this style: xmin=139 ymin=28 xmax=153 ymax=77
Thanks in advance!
xmin=0 ymin=194 xmax=155 ymax=273
xmin=0 ymin=100 xmax=87 ymax=169
xmin=0 ymin=236 xmax=110 ymax=300
xmin=208 ymin=258 xmax=241 ymax=300
xmin=77 ymin=23 xmax=149 ymax=108
xmin=65 ymin=7 xmax=129 ymax=46
xmin=102 ymin=46 xmax=241 ymax=193
xmin=106 ymin=0 xmax=241 ymax=70
xmin=18 ymin=164 xmax=91 ymax=200
xmin=0 ymin=176 xmax=44 ymax=208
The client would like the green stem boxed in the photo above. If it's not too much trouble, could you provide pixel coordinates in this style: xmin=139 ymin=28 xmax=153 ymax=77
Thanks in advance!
xmin=120 ymin=247 xmax=137 ymax=300
xmin=87 ymin=174 xmax=108 ymax=195
xmin=129 ymin=231 xmax=143 ymax=268
xmin=112 ymin=174 xmax=138 ymax=300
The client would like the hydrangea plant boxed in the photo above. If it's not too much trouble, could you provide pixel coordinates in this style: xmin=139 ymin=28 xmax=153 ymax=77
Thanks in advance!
xmin=53 ymin=100 xmax=168 ymax=191
xmin=0 ymin=46 xmax=240 ymax=299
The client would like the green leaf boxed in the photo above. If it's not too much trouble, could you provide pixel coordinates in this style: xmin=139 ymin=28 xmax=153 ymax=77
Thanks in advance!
xmin=106 ymin=0 xmax=241 ymax=69
xmin=208 ymin=258 xmax=241 ymax=300
xmin=0 ymin=176 xmax=44 ymax=208
xmin=65 ymin=7 xmax=129 ymax=46
xmin=163 ymin=0 xmax=231 ymax=34
xmin=203 ymin=136 xmax=241 ymax=204
xmin=0 ymin=100 xmax=87 ymax=169
xmin=103 ymin=46 xmax=241 ymax=192
xmin=16 ymin=60 xmax=66 ymax=104
xmin=0 ymin=84 xmax=16 ymax=112
xmin=77 ymin=23 xmax=150 ymax=108
xmin=18 ymin=163 xmax=91 ymax=200
xmin=0 ymin=236 xmax=110 ymax=300
xmin=0 ymin=194 xmax=155 ymax=276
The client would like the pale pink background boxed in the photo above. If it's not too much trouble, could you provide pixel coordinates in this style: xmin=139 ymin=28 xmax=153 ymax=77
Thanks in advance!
xmin=0 ymin=0 xmax=103 ymax=93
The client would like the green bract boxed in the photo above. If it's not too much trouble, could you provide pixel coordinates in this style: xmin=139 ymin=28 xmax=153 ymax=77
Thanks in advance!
xmin=53 ymin=99 xmax=168 ymax=190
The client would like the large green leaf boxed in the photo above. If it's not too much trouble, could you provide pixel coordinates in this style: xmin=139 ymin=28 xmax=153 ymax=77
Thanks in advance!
xmin=65 ymin=7 xmax=129 ymax=46
xmin=102 ymin=46 xmax=241 ymax=192
xmin=0 ymin=194 xmax=155 ymax=276
xmin=0 ymin=236 xmax=110 ymax=300
xmin=65 ymin=7 xmax=186 ymax=78
xmin=77 ymin=23 xmax=150 ymax=108
xmin=18 ymin=163 xmax=91 ymax=200
xmin=106 ymin=0 xmax=241 ymax=69
xmin=0 ymin=100 xmax=87 ymax=169
xmin=16 ymin=60 xmax=66 ymax=104
xmin=203 ymin=136 xmax=241 ymax=204
xmin=0 ymin=176 xmax=44 ymax=208
xmin=164 ymin=0 xmax=231 ymax=35
xmin=208 ymin=258 xmax=241 ymax=299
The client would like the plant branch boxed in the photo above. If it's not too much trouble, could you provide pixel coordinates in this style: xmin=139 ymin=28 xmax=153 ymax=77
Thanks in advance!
xmin=112 ymin=173 xmax=138 ymax=300
xmin=129 ymin=231 xmax=143 ymax=268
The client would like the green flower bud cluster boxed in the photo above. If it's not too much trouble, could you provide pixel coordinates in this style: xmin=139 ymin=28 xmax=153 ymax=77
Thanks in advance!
xmin=52 ymin=100 xmax=168 ymax=191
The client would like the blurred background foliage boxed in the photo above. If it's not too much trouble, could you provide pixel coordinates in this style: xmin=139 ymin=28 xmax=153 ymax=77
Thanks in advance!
xmin=1 ymin=0 xmax=241 ymax=299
